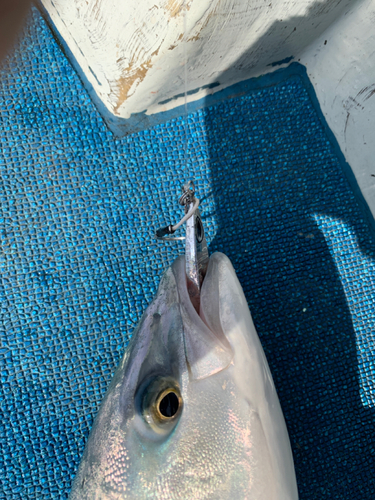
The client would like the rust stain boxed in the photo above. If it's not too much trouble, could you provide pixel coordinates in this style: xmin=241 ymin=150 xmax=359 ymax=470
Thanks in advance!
xmin=87 ymin=0 xmax=102 ymax=22
xmin=165 ymin=0 xmax=184 ymax=18
xmin=187 ymin=33 xmax=200 ymax=42
xmin=112 ymin=0 xmax=221 ymax=112
xmin=113 ymin=46 xmax=161 ymax=114
xmin=169 ymin=33 xmax=183 ymax=50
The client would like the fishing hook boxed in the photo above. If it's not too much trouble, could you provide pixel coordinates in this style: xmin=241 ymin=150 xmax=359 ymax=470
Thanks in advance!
xmin=155 ymin=181 xmax=209 ymax=311
xmin=155 ymin=181 xmax=199 ymax=241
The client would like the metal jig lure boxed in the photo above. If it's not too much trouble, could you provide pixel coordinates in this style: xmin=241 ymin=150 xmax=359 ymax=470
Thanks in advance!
xmin=156 ymin=181 xmax=209 ymax=311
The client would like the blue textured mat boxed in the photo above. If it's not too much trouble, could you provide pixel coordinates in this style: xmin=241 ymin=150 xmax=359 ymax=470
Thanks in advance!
xmin=1 ymin=7 xmax=375 ymax=499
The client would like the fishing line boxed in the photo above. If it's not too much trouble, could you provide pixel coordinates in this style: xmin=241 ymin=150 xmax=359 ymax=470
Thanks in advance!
xmin=183 ymin=0 xmax=188 ymax=172
xmin=155 ymin=3 xmax=193 ymax=242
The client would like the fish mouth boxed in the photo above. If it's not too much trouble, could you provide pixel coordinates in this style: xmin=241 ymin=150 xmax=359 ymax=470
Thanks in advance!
xmin=172 ymin=252 xmax=235 ymax=381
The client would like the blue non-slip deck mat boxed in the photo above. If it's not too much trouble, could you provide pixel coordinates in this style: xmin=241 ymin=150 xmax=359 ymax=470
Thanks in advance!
xmin=1 ymin=6 xmax=375 ymax=499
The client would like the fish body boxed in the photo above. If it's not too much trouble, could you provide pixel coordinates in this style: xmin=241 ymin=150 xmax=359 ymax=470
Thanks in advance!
xmin=69 ymin=252 xmax=298 ymax=499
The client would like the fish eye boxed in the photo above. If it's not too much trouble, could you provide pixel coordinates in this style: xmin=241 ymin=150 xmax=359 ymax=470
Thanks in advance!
xmin=156 ymin=388 xmax=180 ymax=419
xmin=140 ymin=376 xmax=183 ymax=433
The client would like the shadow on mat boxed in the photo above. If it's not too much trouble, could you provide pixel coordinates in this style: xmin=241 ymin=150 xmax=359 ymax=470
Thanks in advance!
xmin=203 ymin=68 xmax=375 ymax=500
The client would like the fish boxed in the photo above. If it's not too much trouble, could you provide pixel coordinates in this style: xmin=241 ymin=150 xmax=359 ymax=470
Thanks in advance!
xmin=69 ymin=250 xmax=298 ymax=499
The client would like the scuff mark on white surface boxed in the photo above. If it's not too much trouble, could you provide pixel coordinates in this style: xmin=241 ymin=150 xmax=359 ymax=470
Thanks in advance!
xmin=40 ymin=0 xmax=357 ymax=121
xmin=300 ymin=0 xmax=375 ymax=220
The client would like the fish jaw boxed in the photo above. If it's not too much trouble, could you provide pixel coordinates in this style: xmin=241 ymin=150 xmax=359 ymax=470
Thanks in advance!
xmin=200 ymin=253 xmax=298 ymax=499
xmin=69 ymin=253 xmax=298 ymax=500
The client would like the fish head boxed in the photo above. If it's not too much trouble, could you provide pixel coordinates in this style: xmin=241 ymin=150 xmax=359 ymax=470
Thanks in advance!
xmin=69 ymin=252 xmax=298 ymax=500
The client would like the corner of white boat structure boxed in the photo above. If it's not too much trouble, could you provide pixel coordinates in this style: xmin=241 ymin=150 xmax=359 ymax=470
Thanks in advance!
xmin=300 ymin=0 xmax=375 ymax=227
xmin=39 ymin=0 xmax=375 ymax=221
